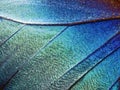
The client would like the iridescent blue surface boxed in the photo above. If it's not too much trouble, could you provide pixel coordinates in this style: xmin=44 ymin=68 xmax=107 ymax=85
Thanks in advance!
xmin=0 ymin=0 xmax=120 ymax=24
xmin=0 ymin=0 xmax=120 ymax=90
xmin=48 ymin=32 xmax=120 ymax=90
xmin=3 ymin=20 xmax=120 ymax=90
xmin=71 ymin=48 xmax=120 ymax=90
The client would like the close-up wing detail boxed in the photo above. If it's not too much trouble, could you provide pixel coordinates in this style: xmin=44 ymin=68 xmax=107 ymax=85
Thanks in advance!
xmin=0 ymin=0 xmax=120 ymax=25
xmin=0 ymin=0 xmax=120 ymax=90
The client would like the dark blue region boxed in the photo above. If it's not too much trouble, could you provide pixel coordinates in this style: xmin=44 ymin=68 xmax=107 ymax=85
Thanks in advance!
xmin=0 ymin=18 xmax=2 ymax=22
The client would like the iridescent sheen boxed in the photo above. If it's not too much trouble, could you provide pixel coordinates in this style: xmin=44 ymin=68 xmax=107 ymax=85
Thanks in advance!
xmin=0 ymin=0 xmax=120 ymax=24
xmin=4 ymin=20 xmax=120 ymax=90
xmin=0 ymin=0 xmax=120 ymax=90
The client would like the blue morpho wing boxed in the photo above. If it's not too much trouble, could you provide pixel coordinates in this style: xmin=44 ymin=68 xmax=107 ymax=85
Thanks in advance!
xmin=0 ymin=0 xmax=120 ymax=24
xmin=0 ymin=0 xmax=120 ymax=90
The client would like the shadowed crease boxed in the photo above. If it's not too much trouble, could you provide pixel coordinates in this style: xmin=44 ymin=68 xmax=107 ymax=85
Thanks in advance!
xmin=0 ymin=24 xmax=25 ymax=47
xmin=0 ymin=16 xmax=120 ymax=26
xmin=109 ymin=77 xmax=120 ymax=90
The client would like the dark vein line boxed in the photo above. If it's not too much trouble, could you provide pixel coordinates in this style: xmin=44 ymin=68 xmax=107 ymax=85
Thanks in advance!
xmin=0 ymin=26 xmax=69 ymax=89
xmin=47 ymin=32 xmax=120 ymax=90
xmin=66 ymin=32 xmax=120 ymax=76
xmin=0 ymin=24 xmax=25 ymax=47
xmin=0 ymin=70 xmax=19 ymax=90
xmin=22 ymin=26 xmax=69 ymax=62
xmin=109 ymin=77 xmax=120 ymax=90
xmin=68 ymin=47 xmax=120 ymax=90
xmin=0 ymin=16 xmax=120 ymax=26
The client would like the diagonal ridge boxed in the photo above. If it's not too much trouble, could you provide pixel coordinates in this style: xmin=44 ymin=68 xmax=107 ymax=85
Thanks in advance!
xmin=47 ymin=32 xmax=120 ymax=90
xmin=24 ymin=26 xmax=69 ymax=63
xmin=0 ymin=24 xmax=25 ymax=47
xmin=109 ymin=77 xmax=120 ymax=90
xmin=0 ymin=16 xmax=120 ymax=26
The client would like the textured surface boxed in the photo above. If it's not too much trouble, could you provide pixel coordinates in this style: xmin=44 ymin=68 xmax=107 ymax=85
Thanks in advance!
xmin=0 ymin=0 xmax=120 ymax=90
xmin=0 ymin=0 xmax=120 ymax=24
xmin=48 ymin=32 xmax=120 ymax=90
xmin=3 ymin=20 xmax=120 ymax=90
xmin=71 ymin=49 xmax=120 ymax=90
xmin=0 ymin=22 xmax=65 ymax=86
xmin=0 ymin=19 xmax=23 ymax=46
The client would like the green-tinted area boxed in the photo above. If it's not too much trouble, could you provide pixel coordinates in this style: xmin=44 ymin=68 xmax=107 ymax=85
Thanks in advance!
xmin=0 ymin=25 xmax=65 ymax=85
xmin=0 ymin=19 xmax=23 ymax=45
